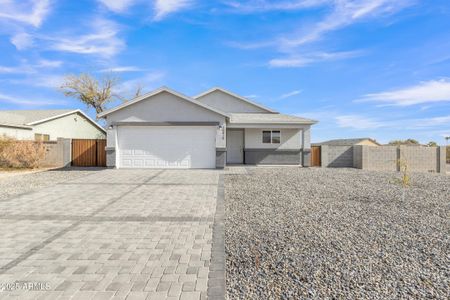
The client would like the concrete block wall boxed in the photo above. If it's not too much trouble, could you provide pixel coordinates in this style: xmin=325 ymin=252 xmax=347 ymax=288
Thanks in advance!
xmin=41 ymin=138 xmax=71 ymax=168
xmin=321 ymin=145 xmax=353 ymax=168
xmin=400 ymin=145 xmax=437 ymax=172
xmin=366 ymin=146 xmax=398 ymax=171
xmin=323 ymin=145 xmax=446 ymax=173
xmin=355 ymin=145 xmax=446 ymax=173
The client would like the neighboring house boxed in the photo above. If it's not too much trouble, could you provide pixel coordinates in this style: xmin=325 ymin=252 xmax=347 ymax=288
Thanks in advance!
xmin=315 ymin=138 xmax=380 ymax=147
xmin=98 ymin=86 xmax=317 ymax=169
xmin=0 ymin=109 xmax=106 ymax=141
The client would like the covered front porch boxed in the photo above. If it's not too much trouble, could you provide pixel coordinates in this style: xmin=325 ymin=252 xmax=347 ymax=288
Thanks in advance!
xmin=225 ymin=124 xmax=311 ymax=166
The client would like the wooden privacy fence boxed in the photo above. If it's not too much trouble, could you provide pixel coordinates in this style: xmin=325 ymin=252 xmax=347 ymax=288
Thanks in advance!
xmin=311 ymin=146 xmax=321 ymax=167
xmin=72 ymin=139 xmax=106 ymax=167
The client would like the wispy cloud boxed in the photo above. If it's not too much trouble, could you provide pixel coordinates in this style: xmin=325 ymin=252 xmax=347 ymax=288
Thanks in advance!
xmin=0 ymin=92 xmax=62 ymax=107
xmin=0 ymin=59 xmax=62 ymax=74
xmin=45 ymin=18 xmax=125 ymax=57
xmin=270 ymin=50 xmax=362 ymax=67
xmin=359 ymin=79 xmax=450 ymax=106
xmin=98 ymin=0 xmax=137 ymax=13
xmin=115 ymin=71 xmax=166 ymax=97
xmin=0 ymin=0 xmax=52 ymax=27
xmin=223 ymin=0 xmax=330 ymax=13
xmin=279 ymin=90 xmax=302 ymax=99
xmin=335 ymin=113 xmax=450 ymax=130
xmin=10 ymin=32 xmax=34 ymax=50
xmin=281 ymin=0 xmax=414 ymax=48
xmin=153 ymin=0 xmax=194 ymax=21
xmin=335 ymin=114 xmax=384 ymax=129
xmin=99 ymin=66 xmax=144 ymax=73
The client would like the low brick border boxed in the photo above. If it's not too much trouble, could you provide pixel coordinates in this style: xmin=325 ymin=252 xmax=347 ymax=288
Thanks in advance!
xmin=207 ymin=174 xmax=226 ymax=300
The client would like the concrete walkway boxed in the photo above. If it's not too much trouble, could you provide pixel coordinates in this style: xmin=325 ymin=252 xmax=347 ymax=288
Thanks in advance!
xmin=0 ymin=169 xmax=225 ymax=300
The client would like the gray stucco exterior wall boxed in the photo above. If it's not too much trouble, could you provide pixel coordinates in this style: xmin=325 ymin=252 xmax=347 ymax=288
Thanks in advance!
xmin=216 ymin=148 xmax=226 ymax=169
xmin=244 ymin=149 xmax=302 ymax=165
xmin=106 ymin=147 xmax=116 ymax=168
xmin=302 ymin=148 xmax=311 ymax=167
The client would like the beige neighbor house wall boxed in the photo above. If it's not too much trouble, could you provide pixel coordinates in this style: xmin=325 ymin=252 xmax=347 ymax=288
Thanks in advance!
xmin=0 ymin=126 xmax=33 ymax=140
xmin=356 ymin=140 xmax=379 ymax=146
xmin=32 ymin=112 xmax=105 ymax=141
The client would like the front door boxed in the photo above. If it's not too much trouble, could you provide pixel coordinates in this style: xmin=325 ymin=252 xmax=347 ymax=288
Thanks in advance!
xmin=227 ymin=130 xmax=244 ymax=164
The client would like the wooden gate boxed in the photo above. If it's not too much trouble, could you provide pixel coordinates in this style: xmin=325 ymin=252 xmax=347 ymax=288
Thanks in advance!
xmin=72 ymin=139 xmax=106 ymax=167
xmin=311 ymin=146 xmax=321 ymax=167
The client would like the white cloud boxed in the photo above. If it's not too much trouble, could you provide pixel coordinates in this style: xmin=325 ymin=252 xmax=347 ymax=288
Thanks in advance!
xmin=279 ymin=90 xmax=302 ymax=99
xmin=46 ymin=18 xmax=125 ymax=57
xmin=224 ymin=0 xmax=330 ymax=13
xmin=0 ymin=92 xmax=62 ymax=106
xmin=153 ymin=0 xmax=194 ymax=21
xmin=335 ymin=113 xmax=450 ymax=130
xmin=269 ymin=50 xmax=362 ymax=67
xmin=335 ymin=115 xmax=384 ymax=129
xmin=229 ymin=0 xmax=414 ymax=57
xmin=0 ymin=0 xmax=51 ymax=27
xmin=114 ymin=71 xmax=166 ymax=97
xmin=282 ymin=0 xmax=414 ymax=48
xmin=360 ymin=79 xmax=450 ymax=106
xmin=98 ymin=0 xmax=137 ymax=13
xmin=0 ymin=59 xmax=62 ymax=74
xmin=99 ymin=66 xmax=144 ymax=73
xmin=10 ymin=32 xmax=34 ymax=50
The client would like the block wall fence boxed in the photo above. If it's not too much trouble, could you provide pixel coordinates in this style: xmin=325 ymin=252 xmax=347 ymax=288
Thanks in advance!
xmin=321 ymin=145 xmax=446 ymax=173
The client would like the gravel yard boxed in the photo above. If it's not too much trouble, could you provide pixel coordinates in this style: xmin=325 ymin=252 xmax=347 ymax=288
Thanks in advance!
xmin=225 ymin=167 xmax=449 ymax=299
xmin=0 ymin=169 xmax=98 ymax=201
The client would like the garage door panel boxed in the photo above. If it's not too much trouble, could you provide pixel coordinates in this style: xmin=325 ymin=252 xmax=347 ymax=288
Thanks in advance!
xmin=118 ymin=126 xmax=216 ymax=169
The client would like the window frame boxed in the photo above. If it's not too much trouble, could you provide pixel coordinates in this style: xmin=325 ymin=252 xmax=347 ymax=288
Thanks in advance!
xmin=262 ymin=130 xmax=281 ymax=144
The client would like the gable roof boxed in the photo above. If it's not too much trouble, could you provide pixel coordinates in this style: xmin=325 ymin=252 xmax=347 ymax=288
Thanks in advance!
xmin=98 ymin=86 xmax=229 ymax=118
xmin=0 ymin=109 xmax=106 ymax=133
xmin=316 ymin=138 xmax=380 ymax=146
xmin=194 ymin=87 xmax=277 ymax=113
xmin=0 ymin=109 xmax=74 ymax=125
xmin=230 ymin=113 xmax=317 ymax=125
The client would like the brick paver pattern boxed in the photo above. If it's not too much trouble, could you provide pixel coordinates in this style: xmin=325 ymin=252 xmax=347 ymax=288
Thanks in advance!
xmin=0 ymin=169 xmax=220 ymax=300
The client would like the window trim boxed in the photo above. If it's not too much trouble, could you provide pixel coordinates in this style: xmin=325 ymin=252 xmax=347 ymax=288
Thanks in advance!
xmin=262 ymin=130 xmax=281 ymax=144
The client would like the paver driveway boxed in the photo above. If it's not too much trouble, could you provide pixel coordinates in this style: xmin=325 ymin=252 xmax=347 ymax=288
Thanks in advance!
xmin=0 ymin=169 xmax=225 ymax=300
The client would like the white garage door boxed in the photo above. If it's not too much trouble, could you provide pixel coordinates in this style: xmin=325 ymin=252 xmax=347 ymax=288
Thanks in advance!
xmin=118 ymin=126 xmax=216 ymax=169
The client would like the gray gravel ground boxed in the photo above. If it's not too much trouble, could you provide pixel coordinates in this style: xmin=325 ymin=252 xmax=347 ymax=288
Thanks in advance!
xmin=0 ymin=169 xmax=98 ymax=201
xmin=225 ymin=167 xmax=449 ymax=299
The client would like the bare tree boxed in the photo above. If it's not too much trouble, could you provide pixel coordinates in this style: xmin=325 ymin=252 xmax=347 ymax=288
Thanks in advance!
xmin=60 ymin=73 xmax=142 ymax=116
xmin=60 ymin=73 xmax=118 ymax=115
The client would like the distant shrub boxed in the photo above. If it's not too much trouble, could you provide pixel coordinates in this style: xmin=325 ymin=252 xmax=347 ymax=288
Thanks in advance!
xmin=0 ymin=135 xmax=46 ymax=169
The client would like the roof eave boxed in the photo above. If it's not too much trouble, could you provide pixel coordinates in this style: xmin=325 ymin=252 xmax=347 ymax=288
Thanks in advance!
xmin=194 ymin=87 xmax=278 ymax=114
xmin=0 ymin=123 xmax=33 ymax=130
xmin=98 ymin=87 xmax=229 ymax=119
xmin=28 ymin=109 xmax=106 ymax=133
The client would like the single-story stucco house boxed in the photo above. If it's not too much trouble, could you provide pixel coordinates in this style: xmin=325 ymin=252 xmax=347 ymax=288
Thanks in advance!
xmin=98 ymin=87 xmax=317 ymax=169
xmin=315 ymin=138 xmax=380 ymax=147
xmin=0 ymin=109 xmax=106 ymax=141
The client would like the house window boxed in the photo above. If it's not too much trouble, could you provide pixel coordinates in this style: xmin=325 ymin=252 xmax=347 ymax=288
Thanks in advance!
xmin=272 ymin=131 xmax=280 ymax=144
xmin=262 ymin=131 xmax=271 ymax=143
xmin=35 ymin=134 xmax=50 ymax=141
xmin=262 ymin=130 xmax=281 ymax=144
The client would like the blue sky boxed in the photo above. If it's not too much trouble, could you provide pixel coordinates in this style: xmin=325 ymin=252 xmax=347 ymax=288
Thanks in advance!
xmin=0 ymin=0 xmax=450 ymax=144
